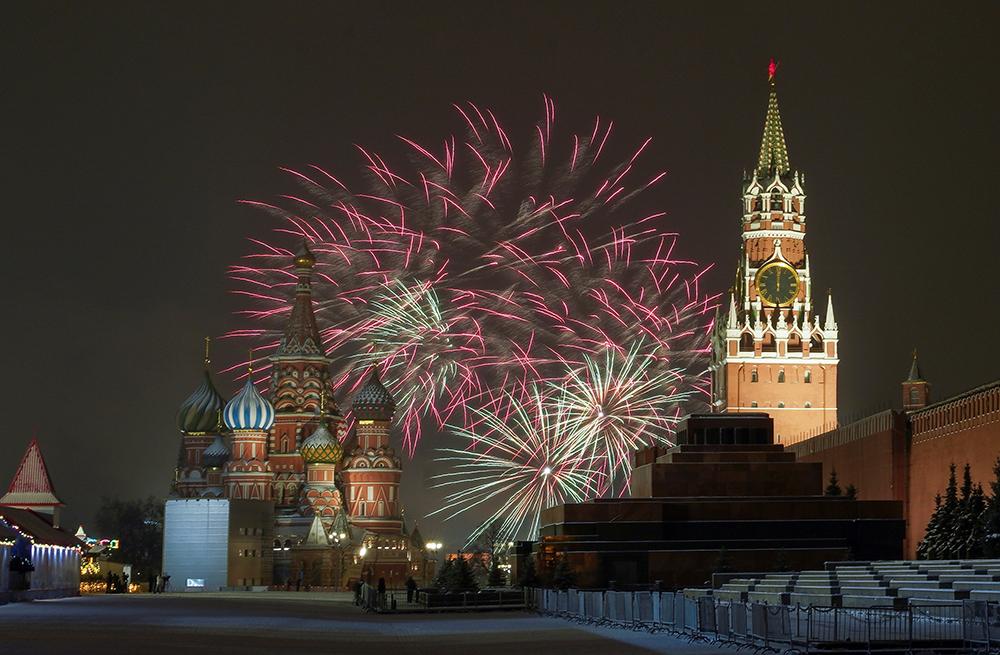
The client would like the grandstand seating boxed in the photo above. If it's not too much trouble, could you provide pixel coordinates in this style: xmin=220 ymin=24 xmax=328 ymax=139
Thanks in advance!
xmin=697 ymin=559 xmax=1000 ymax=608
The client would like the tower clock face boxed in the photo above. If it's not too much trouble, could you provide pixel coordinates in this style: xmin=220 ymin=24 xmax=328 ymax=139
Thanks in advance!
xmin=755 ymin=262 xmax=800 ymax=306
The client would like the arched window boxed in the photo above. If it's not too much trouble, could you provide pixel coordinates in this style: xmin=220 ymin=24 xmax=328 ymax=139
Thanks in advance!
xmin=358 ymin=502 xmax=366 ymax=516
xmin=909 ymin=387 xmax=920 ymax=405
xmin=751 ymin=369 xmax=758 ymax=383
xmin=770 ymin=191 xmax=783 ymax=211
xmin=804 ymin=402 xmax=812 ymax=408
xmin=751 ymin=401 xmax=758 ymax=408
xmin=804 ymin=370 xmax=811 ymax=383
xmin=778 ymin=370 xmax=785 ymax=383
xmin=778 ymin=402 xmax=785 ymax=408
xmin=740 ymin=332 xmax=754 ymax=352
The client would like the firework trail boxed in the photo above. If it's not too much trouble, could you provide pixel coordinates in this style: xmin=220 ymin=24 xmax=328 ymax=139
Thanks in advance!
xmin=431 ymin=386 xmax=606 ymax=545
xmin=228 ymin=98 xmax=719 ymax=537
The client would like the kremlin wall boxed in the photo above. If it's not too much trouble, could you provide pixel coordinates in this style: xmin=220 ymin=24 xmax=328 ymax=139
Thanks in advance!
xmin=791 ymin=369 xmax=1000 ymax=558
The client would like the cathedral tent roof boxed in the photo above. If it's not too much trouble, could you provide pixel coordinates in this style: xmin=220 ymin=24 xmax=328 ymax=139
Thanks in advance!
xmin=0 ymin=439 xmax=62 ymax=509
xmin=273 ymin=241 xmax=326 ymax=359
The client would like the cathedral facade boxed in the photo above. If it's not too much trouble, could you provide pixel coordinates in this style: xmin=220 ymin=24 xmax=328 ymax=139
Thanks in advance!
xmin=711 ymin=61 xmax=839 ymax=443
xmin=170 ymin=243 xmax=432 ymax=590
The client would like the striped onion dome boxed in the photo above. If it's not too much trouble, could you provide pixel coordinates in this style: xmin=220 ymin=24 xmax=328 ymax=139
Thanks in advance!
xmin=300 ymin=421 xmax=342 ymax=464
xmin=177 ymin=370 xmax=224 ymax=434
xmin=352 ymin=369 xmax=396 ymax=421
xmin=223 ymin=378 xmax=275 ymax=431
xmin=201 ymin=435 xmax=230 ymax=467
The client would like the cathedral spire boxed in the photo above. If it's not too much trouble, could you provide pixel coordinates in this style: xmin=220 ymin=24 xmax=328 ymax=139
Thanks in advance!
xmin=756 ymin=58 xmax=791 ymax=176
xmin=274 ymin=240 xmax=325 ymax=359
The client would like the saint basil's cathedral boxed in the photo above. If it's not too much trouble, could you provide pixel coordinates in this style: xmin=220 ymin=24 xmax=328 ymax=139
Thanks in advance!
xmin=167 ymin=243 xmax=432 ymax=589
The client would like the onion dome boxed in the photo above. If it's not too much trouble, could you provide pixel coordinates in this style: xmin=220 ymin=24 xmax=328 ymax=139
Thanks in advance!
xmin=177 ymin=370 xmax=225 ymax=434
xmin=300 ymin=421 xmax=343 ymax=464
xmin=223 ymin=378 xmax=275 ymax=431
xmin=352 ymin=369 xmax=396 ymax=421
xmin=201 ymin=435 xmax=230 ymax=468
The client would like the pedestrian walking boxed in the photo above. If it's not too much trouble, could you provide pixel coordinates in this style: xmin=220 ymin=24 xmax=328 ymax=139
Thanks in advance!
xmin=405 ymin=576 xmax=417 ymax=603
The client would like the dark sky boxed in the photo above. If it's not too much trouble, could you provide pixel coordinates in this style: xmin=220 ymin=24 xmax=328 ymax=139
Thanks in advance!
xmin=2 ymin=2 xmax=997 ymax=547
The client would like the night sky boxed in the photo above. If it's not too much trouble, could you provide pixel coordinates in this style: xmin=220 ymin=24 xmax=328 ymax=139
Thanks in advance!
xmin=3 ymin=3 xmax=997 ymax=547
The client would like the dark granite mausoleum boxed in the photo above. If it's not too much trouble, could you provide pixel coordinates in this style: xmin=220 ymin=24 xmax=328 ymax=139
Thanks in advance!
xmin=531 ymin=413 xmax=905 ymax=589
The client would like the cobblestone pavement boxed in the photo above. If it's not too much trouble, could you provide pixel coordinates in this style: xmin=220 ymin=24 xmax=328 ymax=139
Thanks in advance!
xmin=0 ymin=592 xmax=729 ymax=654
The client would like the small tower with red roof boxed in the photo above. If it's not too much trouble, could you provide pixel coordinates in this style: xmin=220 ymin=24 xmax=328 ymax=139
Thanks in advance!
xmin=1 ymin=439 xmax=64 ymax=527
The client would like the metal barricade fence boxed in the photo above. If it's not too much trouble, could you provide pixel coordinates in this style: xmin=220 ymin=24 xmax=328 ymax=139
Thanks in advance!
xmin=714 ymin=600 xmax=731 ymax=638
xmin=729 ymin=601 xmax=749 ymax=640
xmin=697 ymin=596 xmax=716 ymax=633
xmin=529 ymin=587 xmax=1000 ymax=651
xmin=657 ymin=591 xmax=674 ymax=627
xmin=566 ymin=589 xmax=579 ymax=616
xmin=911 ymin=603 xmax=964 ymax=642
xmin=582 ymin=590 xmax=602 ymax=621
xmin=764 ymin=604 xmax=792 ymax=642
xmin=634 ymin=591 xmax=654 ymax=625
xmin=673 ymin=591 xmax=686 ymax=628
xmin=555 ymin=590 xmax=568 ymax=614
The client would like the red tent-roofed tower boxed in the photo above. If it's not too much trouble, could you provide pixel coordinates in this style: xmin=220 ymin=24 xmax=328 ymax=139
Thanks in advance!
xmin=1 ymin=438 xmax=64 ymax=527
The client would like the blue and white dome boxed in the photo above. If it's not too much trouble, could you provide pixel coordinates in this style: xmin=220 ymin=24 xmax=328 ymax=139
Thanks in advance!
xmin=223 ymin=378 xmax=275 ymax=431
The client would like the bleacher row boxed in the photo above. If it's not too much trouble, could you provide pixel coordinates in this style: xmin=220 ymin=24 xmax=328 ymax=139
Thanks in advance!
xmin=702 ymin=560 xmax=1000 ymax=609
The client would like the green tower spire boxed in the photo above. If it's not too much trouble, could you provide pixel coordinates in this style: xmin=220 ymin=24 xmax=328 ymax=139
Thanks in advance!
xmin=756 ymin=59 xmax=790 ymax=176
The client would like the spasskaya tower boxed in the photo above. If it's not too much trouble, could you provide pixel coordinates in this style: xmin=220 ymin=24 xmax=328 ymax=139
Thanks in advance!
xmin=710 ymin=61 xmax=839 ymax=444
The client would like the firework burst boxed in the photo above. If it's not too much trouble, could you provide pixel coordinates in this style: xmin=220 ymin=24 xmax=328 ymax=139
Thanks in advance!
xmin=554 ymin=340 xmax=691 ymax=495
xmin=228 ymin=98 xmax=719 ymax=538
xmin=431 ymin=386 xmax=606 ymax=546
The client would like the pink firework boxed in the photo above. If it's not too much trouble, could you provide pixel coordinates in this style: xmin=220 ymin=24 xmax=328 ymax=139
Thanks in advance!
xmin=227 ymin=97 xmax=719 ymax=455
